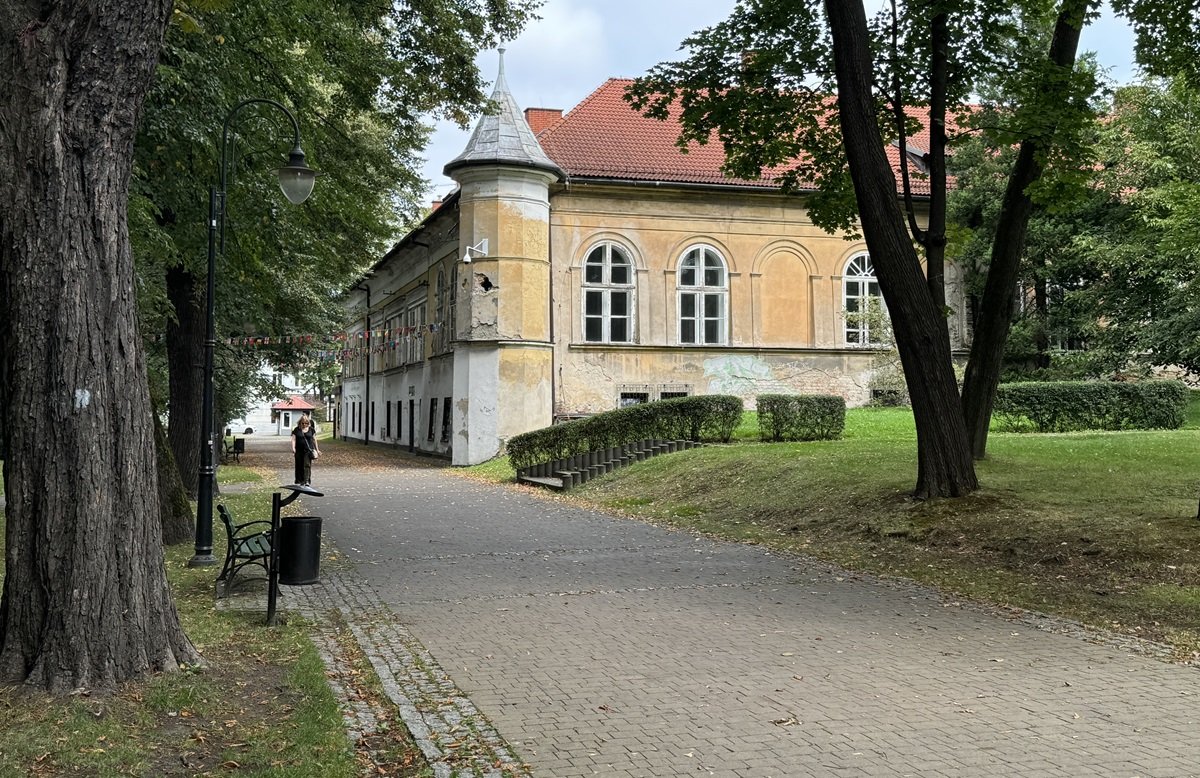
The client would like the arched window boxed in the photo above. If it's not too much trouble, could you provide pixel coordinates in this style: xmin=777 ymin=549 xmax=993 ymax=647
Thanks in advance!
xmin=677 ymin=245 xmax=728 ymax=345
xmin=843 ymin=253 xmax=886 ymax=346
xmin=582 ymin=243 xmax=635 ymax=343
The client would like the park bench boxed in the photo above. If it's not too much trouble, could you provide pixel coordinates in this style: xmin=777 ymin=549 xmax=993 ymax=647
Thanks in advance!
xmin=222 ymin=437 xmax=245 ymax=463
xmin=216 ymin=503 xmax=271 ymax=596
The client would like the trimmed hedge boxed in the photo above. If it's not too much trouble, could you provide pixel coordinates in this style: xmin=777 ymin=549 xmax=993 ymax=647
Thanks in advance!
xmin=993 ymin=380 xmax=1189 ymax=433
xmin=756 ymin=394 xmax=846 ymax=442
xmin=506 ymin=395 xmax=743 ymax=471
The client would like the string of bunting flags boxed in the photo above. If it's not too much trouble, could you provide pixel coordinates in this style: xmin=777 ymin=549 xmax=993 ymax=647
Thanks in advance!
xmin=146 ymin=323 xmax=444 ymax=363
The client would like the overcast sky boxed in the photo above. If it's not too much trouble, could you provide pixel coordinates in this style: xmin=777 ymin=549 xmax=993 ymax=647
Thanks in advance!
xmin=419 ymin=0 xmax=1140 ymax=201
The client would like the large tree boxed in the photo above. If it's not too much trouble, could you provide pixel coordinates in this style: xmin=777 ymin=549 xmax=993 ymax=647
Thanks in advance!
xmin=627 ymin=0 xmax=1166 ymax=492
xmin=823 ymin=0 xmax=978 ymax=497
xmin=627 ymin=0 xmax=1053 ymax=496
xmin=0 ymin=0 xmax=200 ymax=690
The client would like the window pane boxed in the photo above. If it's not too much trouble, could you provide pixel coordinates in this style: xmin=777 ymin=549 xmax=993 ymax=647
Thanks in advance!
xmin=610 ymin=317 xmax=628 ymax=342
xmin=681 ymin=265 xmax=696 ymax=286
xmin=704 ymin=293 xmax=720 ymax=317
xmin=704 ymin=255 xmax=724 ymax=286
xmin=681 ymin=294 xmax=696 ymax=317
xmin=610 ymin=262 xmax=630 ymax=285
xmin=847 ymin=330 xmax=861 ymax=344
xmin=610 ymin=292 xmax=628 ymax=316
xmin=585 ymin=290 xmax=603 ymax=315
xmin=846 ymin=297 xmax=860 ymax=313
xmin=681 ymin=320 xmax=696 ymax=343
xmin=585 ymin=260 xmax=603 ymax=284
xmin=704 ymin=319 xmax=719 ymax=343
xmin=585 ymin=317 xmax=602 ymax=341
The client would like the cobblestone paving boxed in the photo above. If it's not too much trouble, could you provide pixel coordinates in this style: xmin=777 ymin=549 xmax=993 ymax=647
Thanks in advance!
xmin=254 ymin=440 xmax=1200 ymax=777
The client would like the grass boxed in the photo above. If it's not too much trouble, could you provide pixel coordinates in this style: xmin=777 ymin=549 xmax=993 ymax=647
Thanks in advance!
xmin=468 ymin=392 xmax=1200 ymax=657
xmin=0 ymin=468 xmax=429 ymax=776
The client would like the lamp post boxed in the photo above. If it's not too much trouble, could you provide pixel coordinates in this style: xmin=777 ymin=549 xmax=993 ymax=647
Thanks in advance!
xmin=190 ymin=99 xmax=320 ymax=567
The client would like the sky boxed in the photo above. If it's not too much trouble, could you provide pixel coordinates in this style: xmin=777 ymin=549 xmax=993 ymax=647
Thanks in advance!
xmin=419 ymin=0 xmax=1140 ymax=201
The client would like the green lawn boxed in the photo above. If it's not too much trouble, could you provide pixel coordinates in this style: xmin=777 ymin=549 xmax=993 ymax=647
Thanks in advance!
xmin=467 ymin=391 xmax=1200 ymax=656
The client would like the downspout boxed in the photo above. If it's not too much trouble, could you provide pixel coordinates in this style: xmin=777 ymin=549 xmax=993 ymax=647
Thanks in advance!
xmin=355 ymin=282 xmax=371 ymax=445
xmin=548 ymin=214 xmax=556 ymax=421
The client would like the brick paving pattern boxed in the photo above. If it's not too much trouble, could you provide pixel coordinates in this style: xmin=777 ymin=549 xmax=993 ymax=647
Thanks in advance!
xmin=252 ymin=439 xmax=1200 ymax=777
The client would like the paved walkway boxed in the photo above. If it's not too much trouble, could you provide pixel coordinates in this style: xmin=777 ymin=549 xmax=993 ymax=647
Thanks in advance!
xmin=255 ymin=438 xmax=1200 ymax=777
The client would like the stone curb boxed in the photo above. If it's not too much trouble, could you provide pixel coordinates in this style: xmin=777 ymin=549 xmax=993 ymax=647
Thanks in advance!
xmin=220 ymin=558 xmax=530 ymax=777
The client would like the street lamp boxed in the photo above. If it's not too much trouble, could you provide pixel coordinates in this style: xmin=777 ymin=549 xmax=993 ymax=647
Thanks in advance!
xmin=190 ymin=99 xmax=320 ymax=567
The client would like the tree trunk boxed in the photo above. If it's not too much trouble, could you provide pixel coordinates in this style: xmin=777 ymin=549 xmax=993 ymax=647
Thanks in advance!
xmin=155 ymin=412 xmax=194 ymax=546
xmin=925 ymin=11 xmax=949 ymax=310
xmin=166 ymin=264 xmax=204 ymax=498
xmin=825 ymin=0 xmax=977 ymax=498
xmin=1034 ymin=267 xmax=1051 ymax=370
xmin=960 ymin=0 xmax=1092 ymax=459
xmin=0 ymin=0 xmax=200 ymax=691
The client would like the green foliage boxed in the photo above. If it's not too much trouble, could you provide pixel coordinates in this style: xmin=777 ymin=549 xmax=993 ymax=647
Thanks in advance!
xmin=626 ymin=0 xmax=1064 ymax=237
xmin=135 ymin=0 xmax=539 ymax=414
xmin=506 ymin=395 xmax=744 ymax=470
xmin=756 ymin=394 xmax=846 ymax=442
xmin=993 ymin=380 xmax=1190 ymax=432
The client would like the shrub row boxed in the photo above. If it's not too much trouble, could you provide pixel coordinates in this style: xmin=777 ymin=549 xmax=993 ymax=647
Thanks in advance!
xmin=993 ymin=380 xmax=1189 ymax=433
xmin=506 ymin=395 xmax=744 ymax=470
xmin=757 ymin=394 xmax=846 ymax=442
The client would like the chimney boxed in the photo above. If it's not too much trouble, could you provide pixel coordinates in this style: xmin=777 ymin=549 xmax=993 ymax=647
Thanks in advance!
xmin=524 ymin=107 xmax=563 ymax=136
xmin=431 ymin=199 xmax=443 ymax=212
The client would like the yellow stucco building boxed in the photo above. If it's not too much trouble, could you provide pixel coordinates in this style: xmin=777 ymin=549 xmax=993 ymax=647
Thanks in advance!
xmin=337 ymin=56 xmax=968 ymax=465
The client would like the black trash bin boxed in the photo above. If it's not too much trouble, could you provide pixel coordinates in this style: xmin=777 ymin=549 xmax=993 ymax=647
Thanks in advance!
xmin=277 ymin=516 xmax=322 ymax=585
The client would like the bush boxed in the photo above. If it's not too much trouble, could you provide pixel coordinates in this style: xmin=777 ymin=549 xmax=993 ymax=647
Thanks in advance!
xmin=506 ymin=395 xmax=743 ymax=470
xmin=756 ymin=394 xmax=846 ymax=442
xmin=993 ymin=380 xmax=1189 ymax=433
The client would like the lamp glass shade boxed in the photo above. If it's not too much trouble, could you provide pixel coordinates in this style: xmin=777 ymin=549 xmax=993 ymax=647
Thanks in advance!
xmin=276 ymin=164 xmax=318 ymax=204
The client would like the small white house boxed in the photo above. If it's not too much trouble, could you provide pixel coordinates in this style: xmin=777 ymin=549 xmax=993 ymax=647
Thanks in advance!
xmin=270 ymin=395 xmax=317 ymax=436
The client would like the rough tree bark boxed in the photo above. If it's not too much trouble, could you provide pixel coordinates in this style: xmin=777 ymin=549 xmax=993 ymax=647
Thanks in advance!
xmin=959 ymin=0 xmax=1092 ymax=459
xmin=0 ymin=0 xmax=200 ymax=691
xmin=825 ymin=0 xmax=978 ymax=498
xmin=166 ymin=264 xmax=204 ymax=498
xmin=155 ymin=412 xmax=194 ymax=546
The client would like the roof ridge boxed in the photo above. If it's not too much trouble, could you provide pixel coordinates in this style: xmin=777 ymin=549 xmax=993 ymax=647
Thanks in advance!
xmin=537 ymin=78 xmax=631 ymax=143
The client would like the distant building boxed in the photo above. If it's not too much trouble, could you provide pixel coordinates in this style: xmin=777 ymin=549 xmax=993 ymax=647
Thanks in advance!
xmin=270 ymin=395 xmax=317 ymax=436
xmin=336 ymin=53 xmax=967 ymax=465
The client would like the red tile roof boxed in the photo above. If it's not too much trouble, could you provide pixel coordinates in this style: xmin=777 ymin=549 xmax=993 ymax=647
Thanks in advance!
xmin=271 ymin=395 xmax=316 ymax=411
xmin=536 ymin=78 xmax=946 ymax=195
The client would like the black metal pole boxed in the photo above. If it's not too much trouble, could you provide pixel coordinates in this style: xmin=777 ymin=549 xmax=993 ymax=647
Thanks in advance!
xmin=189 ymin=186 xmax=220 ymax=566
xmin=190 ymin=98 xmax=307 ymax=568
xmin=266 ymin=490 xmax=282 ymax=625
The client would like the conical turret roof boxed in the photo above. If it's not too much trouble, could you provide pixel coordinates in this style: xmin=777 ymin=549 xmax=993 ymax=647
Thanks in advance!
xmin=444 ymin=49 xmax=562 ymax=179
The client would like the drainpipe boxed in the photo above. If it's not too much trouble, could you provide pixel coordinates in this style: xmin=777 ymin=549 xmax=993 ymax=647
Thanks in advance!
xmin=354 ymin=282 xmax=371 ymax=445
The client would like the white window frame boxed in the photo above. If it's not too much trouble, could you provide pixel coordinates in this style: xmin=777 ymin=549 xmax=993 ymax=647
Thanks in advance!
xmin=676 ymin=244 xmax=728 ymax=346
xmin=405 ymin=301 xmax=427 ymax=364
xmin=581 ymin=242 xmax=636 ymax=344
xmin=843 ymin=253 xmax=885 ymax=347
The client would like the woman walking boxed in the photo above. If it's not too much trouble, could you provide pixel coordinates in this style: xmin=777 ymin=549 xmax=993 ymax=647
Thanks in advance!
xmin=290 ymin=416 xmax=320 ymax=486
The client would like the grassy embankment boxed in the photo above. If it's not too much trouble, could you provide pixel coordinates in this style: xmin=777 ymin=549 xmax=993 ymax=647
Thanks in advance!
xmin=0 ymin=462 xmax=428 ymax=777
xmin=468 ymin=393 xmax=1200 ymax=657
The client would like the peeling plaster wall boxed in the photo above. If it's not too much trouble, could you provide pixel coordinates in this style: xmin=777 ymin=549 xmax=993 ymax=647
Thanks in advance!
xmin=560 ymin=347 xmax=877 ymax=413
xmin=497 ymin=346 xmax=553 ymax=441
xmin=452 ymin=344 xmax=500 ymax=466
